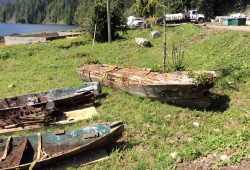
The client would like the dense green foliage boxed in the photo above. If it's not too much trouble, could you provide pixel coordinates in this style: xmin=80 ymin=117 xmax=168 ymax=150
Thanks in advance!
xmin=0 ymin=0 xmax=249 ymax=24
xmin=75 ymin=1 xmax=124 ymax=42
xmin=0 ymin=0 xmax=78 ymax=24
xmin=0 ymin=25 xmax=250 ymax=169
xmin=88 ymin=3 xmax=122 ymax=42
xmin=0 ymin=0 xmax=125 ymax=25
xmin=135 ymin=0 xmax=250 ymax=18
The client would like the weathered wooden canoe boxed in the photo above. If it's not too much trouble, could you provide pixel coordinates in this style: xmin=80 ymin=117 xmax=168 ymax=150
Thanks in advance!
xmin=0 ymin=102 xmax=59 ymax=129
xmin=77 ymin=64 xmax=217 ymax=108
xmin=0 ymin=121 xmax=124 ymax=170
xmin=0 ymin=82 xmax=101 ymax=117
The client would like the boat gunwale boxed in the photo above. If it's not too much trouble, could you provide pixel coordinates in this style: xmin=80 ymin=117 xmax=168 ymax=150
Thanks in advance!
xmin=0 ymin=82 xmax=100 ymax=113
xmin=76 ymin=64 xmax=217 ymax=86
xmin=2 ymin=122 xmax=124 ymax=170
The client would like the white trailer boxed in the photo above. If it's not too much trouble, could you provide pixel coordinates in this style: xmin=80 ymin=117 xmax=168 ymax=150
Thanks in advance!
xmin=157 ymin=10 xmax=205 ymax=24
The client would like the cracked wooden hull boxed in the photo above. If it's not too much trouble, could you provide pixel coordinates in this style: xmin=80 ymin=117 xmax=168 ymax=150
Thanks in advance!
xmin=77 ymin=64 xmax=217 ymax=108
xmin=0 ymin=82 xmax=101 ymax=117
xmin=0 ymin=121 xmax=124 ymax=170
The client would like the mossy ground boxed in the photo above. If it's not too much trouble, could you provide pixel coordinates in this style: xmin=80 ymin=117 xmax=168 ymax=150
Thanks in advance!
xmin=0 ymin=24 xmax=250 ymax=169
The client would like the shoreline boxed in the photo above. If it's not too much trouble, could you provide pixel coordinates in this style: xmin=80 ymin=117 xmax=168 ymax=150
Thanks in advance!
xmin=1 ymin=31 xmax=82 ymax=45
xmin=0 ymin=19 xmax=77 ymax=25
xmin=0 ymin=22 xmax=78 ymax=26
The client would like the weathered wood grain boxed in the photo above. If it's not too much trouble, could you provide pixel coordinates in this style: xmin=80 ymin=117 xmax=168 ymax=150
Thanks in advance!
xmin=77 ymin=64 xmax=217 ymax=108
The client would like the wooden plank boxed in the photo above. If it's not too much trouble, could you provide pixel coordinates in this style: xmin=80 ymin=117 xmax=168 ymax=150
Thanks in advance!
xmin=83 ymin=132 xmax=99 ymax=139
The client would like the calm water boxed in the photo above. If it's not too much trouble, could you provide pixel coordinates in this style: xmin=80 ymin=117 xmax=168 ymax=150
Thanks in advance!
xmin=0 ymin=23 xmax=79 ymax=36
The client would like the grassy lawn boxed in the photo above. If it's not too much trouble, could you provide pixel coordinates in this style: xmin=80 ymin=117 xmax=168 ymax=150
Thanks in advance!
xmin=0 ymin=24 xmax=250 ymax=169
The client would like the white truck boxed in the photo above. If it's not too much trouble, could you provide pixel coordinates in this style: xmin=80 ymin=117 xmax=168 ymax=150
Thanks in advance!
xmin=157 ymin=10 xmax=205 ymax=24
xmin=127 ymin=16 xmax=144 ymax=28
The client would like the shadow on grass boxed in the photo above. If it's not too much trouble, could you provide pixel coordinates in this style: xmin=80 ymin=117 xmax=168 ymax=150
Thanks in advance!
xmin=115 ymin=36 xmax=127 ymax=41
xmin=106 ymin=141 xmax=133 ymax=155
xmin=159 ymin=92 xmax=230 ymax=112
xmin=207 ymin=93 xmax=231 ymax=112
xmin=178 ymin=93 xmax=230 ymax=112
xmin=93 ymin=93 xmax=108 ymax=108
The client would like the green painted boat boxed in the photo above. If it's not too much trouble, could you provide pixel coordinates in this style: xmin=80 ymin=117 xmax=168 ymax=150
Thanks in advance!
xmin=0 ymin=121 xmax=124 ymax=170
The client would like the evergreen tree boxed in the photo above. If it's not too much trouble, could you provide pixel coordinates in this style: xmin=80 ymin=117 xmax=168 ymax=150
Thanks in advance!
xmin=0 ymin=0 xmax=249 ymax=24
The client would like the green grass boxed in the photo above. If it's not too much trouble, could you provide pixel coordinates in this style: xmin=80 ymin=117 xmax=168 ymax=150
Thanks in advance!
xmin=1 ymin=24 xmax=250 ymax=169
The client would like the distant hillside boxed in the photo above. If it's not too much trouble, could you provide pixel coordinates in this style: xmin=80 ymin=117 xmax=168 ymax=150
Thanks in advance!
xmin=0 ymin=0 xmax=78 ymax=25
xmin=0 ymin=0 xmax=125 ymax=25
xmin=0 ymin=0 xmax=249 ymax=25
xmin=0 ymin=0 xmax=15 ymax=4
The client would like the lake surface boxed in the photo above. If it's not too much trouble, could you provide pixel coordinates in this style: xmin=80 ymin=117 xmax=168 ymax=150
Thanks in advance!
xmin=0 ymin=23 xmax=79 ymax=36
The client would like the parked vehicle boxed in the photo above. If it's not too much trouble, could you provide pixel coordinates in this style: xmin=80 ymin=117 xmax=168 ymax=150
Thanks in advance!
xmin=230 ymin=13 xmax=246 ymax=18
xmin=214 ymin=16 xmax=231 ymax=22
xmin=127 ymin=16 xmax=144 ymax=28
xmin=0 ymin=121 xmax=124 ymax=170
xmin=77 ymin=64 xmax=217 ymax=108
xmin=157 ymin=10 xmax=205 ymax=24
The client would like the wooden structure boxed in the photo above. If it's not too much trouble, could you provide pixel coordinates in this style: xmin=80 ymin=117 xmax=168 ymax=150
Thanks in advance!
xmin=4 ymin=32 xmax=82 ymax=45
xmin=0 ymin=82 xmax=101 ymax=117
xmin=77 ymin=64 xmax=217 ymax=108
xmin=0 ymin=121 xmax=124 ymax=169
xmin=0 ymin=103 xmax=99 ymax=134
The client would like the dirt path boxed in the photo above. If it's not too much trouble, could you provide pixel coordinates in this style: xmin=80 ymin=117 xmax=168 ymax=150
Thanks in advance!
xmin=206 ymin=22 xmax=250 ymax=32
xmin=177 ymin=155 xmax=250 ymax=170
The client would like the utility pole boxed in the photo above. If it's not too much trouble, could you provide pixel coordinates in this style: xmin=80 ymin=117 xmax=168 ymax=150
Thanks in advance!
xmin=162 ymin=11 xmax=167 ymax=71
xmin=107 ymin=0 xmax=111 ymax=43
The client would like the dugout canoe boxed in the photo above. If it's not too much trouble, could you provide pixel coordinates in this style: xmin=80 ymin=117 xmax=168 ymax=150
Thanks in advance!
xmin=77 ymin=64 xmax=217 ymax=108
xmin=0 ymin=102 xmax=60 ymax=129
xmin=0 ymin=82 xmax=101 ymax=117
xmin=0 ymin=121 xmax=124 ymax=170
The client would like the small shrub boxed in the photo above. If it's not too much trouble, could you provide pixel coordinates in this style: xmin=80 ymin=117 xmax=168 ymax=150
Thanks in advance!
xmin=71 ymin=52 xmax=88 ymax=58
xmin=218 ymin=64 xmax=241 ymax=78
xmin=179 ymin=145 xmax=202 ymax=161
xmin=88 ymin=3 xmax=124 ymax=42
xmin=52 ymin=37 xmax=88 ymax=49
xmin=170 ymin=46 xmax=186 ymax=71
xmin=0 ymin=52 xmax=10 ymax=60
xmin=151 ymin=64 xmax=162 ymax=72
xmin=188 ymin=72 xmax=214 ymax=86
xmin=85 ymin=59 xmax=100 ymax=64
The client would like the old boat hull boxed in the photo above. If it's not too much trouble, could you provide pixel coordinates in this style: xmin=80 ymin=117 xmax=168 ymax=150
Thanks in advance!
xmin=77 ymin=64 xmax=217 ymax=108
xmin=0 ymin=121 xmax=124 ymax=170
xmin=0 ymin=82 xmax=101 ymax=117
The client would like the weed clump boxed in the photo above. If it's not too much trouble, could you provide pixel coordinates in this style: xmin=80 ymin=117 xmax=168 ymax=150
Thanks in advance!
xmin=0 ymin=51 xmax=16 ymax=60
xmin=188 ymin=72 xmax=214 ymax=86
xmin=0 ymin=52 xmax=10 ymax=60
xmin=52 ymin=37 xmax=90 ymax=49
xmin=170 ymin=46 xmax=186 ymax=71
xmin=85 ymin=59 xmax=100 ymax=64
xmin=151 ymin=64 xmax=162 ymax=72
xmin=71 ymin=52 xmax=88 ymax=58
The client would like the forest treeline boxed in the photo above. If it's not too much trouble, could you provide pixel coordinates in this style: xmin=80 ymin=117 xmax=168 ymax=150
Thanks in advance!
xmin=0 ymin=0 xmax=249 ymax=24
xmin=0 ymin=0 xmax=79 ymax=24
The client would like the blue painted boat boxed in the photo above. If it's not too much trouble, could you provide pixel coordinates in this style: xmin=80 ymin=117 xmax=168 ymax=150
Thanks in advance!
xmin=0 ymin=121 xmax=124 ymax=169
